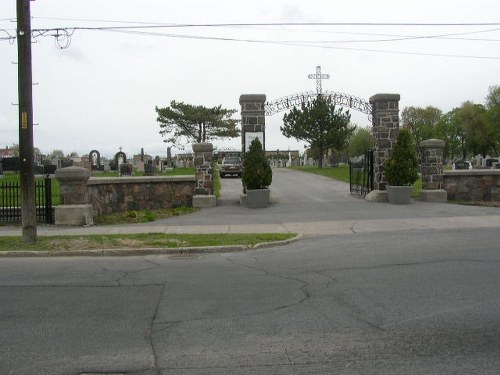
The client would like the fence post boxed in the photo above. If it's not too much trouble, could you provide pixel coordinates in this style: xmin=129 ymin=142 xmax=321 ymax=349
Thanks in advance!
xmin=44 ymin=175 xmax=53 ymax=224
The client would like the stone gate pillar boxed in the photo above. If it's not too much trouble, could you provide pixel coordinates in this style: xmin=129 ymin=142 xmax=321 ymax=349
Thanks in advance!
xmin=192 ymin=142 xmax=216 ymax=208
xmin=369 ymin=93 xmax=401 ymax=190
xmin=54 ymin=166 xmax=93 ymax=226
xmin=419 ymin=139 xmax=447 ymax=202
xmin=240 ymin=94 xmax=266 ymax=155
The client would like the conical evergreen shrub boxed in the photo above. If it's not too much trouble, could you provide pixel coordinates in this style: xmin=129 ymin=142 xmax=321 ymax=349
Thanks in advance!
xmin=242 ymin=138 xmax=272 ymax=189
xmin=384 ymin=128 xmax=419 ymax=186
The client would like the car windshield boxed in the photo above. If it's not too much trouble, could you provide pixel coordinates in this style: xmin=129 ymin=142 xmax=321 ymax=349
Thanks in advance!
xmin=223 ymin=158 xmax=241 ymax=164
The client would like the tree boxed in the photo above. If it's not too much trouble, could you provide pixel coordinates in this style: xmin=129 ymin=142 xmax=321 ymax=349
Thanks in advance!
xmin=485 ymin=85 xmax=500 ymax=155
xmin=347 ymin=127 xmax=374 ymax=157
xmin=458 ymin=101 xmax=491 ymax=157
xmin=9 ymin=143 xmax=20 ymax=157
xmin=435 ymin=108 xmax=466 ymax=160
xmin=47 ymin=149 xmax=65 ymax=160
xmin=156 ymin=101 xmax=240 ymax=148
xmin=9 ymin=143 xmax=41 ymax=161
xmin=281 ymin=96 xmax=353 ymax=168
xmin=401 ymin=106 xmax=442 ymax=149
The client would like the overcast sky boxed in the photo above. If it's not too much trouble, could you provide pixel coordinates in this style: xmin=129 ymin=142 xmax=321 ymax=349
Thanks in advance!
xmin=1 ymin=0 xmax=499 ymax=158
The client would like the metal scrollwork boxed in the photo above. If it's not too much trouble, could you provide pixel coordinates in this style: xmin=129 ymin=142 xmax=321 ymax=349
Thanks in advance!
xmin=265 ymin=91 xmax=372 ymax=120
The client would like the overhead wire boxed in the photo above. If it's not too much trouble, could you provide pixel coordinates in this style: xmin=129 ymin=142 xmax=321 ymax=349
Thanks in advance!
xmin=2 ymin=19 xmax=500 ymax=59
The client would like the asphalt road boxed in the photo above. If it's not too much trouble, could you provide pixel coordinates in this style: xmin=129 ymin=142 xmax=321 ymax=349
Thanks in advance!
xmin=1 ymin=169 xmax=500 ymax=374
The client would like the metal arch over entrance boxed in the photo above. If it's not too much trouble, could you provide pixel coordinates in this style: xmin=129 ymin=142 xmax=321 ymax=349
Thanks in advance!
xmin=264 ymin=90 xmax=372 ymax=120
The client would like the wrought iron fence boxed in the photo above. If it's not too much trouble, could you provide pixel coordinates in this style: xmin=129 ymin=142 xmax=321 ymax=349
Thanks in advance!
xmin=349 ymin=150 xmax=374 ymax=196
xmin=0 ymin=175 xmax=54 ymax=224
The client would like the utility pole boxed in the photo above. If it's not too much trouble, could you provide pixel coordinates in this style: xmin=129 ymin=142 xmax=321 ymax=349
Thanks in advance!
xmin=17 ymin=0 xmax=37 ymax=242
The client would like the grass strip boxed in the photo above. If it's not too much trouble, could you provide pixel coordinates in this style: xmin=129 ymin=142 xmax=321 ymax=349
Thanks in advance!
xmin=0 ymin=233 xmax=296 ymax=252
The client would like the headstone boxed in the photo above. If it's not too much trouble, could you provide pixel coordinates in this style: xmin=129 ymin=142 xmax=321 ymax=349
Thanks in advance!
xmin=454 ymin=160 xmax=469 ymax=170
xmin=167 ymin=147 xmax=172 ymax=167
xmin=486 ymin=158 xmax=499 ymax=168
xmin=144 ymin=160 xmax=154 ymax=175
xmin=119 ymin=163 xmax=133 ymax=176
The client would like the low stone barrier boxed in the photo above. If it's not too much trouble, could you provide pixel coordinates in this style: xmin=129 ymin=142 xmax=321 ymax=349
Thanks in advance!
xmin=87 ymin=175 xmax=196 ymax=216
xmin=443 ymin=170 xmax=500 ymax=202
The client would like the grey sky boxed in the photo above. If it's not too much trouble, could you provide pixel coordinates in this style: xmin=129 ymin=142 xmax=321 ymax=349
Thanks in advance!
xmin=1 ymin=0 xmax=499 ymax=158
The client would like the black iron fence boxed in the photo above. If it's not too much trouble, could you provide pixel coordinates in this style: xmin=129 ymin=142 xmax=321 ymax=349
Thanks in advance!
xmin=349 ymin=150 xmax=374 ymax=196
xmin=0 ymin=175 xmax=54 ymax=224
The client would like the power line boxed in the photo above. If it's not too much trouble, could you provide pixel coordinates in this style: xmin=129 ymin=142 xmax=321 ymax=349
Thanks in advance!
xmin=30 ymin=20 xmax=500 ymax=28
xmin=3 ymin=20 xmax=500 ymax=59
xmin=87 ymin=28 xmax=500 ymax=60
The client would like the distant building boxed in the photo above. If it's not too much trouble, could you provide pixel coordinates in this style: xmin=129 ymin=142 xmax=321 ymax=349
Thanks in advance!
xmin=0 ymin=146 xmax=14 ymax=158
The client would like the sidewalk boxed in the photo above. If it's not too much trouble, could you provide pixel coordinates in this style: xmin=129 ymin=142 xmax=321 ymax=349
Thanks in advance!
xmin=2 ymin=214 xmax=500 ymax=237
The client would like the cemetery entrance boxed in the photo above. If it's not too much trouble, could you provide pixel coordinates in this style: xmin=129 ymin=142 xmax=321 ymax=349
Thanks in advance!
xmin=240 ymin=66 xmax=401 ymax=191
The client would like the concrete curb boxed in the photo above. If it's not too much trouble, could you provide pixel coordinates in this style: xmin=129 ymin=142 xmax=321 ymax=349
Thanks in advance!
xmin=0 ymin=234 xmax=302 ymax=258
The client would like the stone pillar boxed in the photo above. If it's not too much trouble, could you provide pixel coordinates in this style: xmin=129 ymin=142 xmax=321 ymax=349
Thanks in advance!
xmin=369 ymin=93 xmax=401 ymax=191
xmin=419 ymin=139 xmax=447 ymax=202
xmin=54 ymin=166 xmax=93 ymax=225
xmin=192 ymin=142 xmax=216 ymax=207
xmin=240 ymin=94 xmax=266 ymax=155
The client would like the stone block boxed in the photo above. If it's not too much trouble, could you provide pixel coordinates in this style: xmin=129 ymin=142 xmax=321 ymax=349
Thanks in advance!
xmin=365 ymin=190 xmax=388 ymax=202
xmin=240 ymin=194 xmax=248 ymax=206
xmin=55 ymin=204 xmax=93 ymax=226
xmin=419 ymin=189 xmax=447 ymax=202
xmin=192 ymin=195 xmax=216 ymax=208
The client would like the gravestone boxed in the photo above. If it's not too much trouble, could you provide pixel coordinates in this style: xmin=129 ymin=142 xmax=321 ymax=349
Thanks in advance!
xmin=144 ymin=160 xmax=154 ymax=175
xmin=167 ymin=147 xmax=173 ymax=167
xmin=119 ymin=163 xmax=133 ymax=176
xmin=114 ymin=151 xmax=127 ymax=169
xmin=486 ymin=158 xmax=499 ymax=168
xmin=454 ymin=160 xmax=469 ymax=170
xmin=89 ymin=150 xmax=103 ymax=171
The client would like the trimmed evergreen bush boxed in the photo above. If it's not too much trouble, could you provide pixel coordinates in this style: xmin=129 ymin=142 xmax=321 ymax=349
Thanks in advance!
xmin=385 ymin=128 xmax=419 ymax=186
xmin=242 ymin=138 xmax=272 ymax=189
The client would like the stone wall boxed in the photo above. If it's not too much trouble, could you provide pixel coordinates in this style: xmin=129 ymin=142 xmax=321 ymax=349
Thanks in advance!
xmin=443 ymin=170 xmax=500 ymax=202
xmin=88 ymin=176 xmax=196 ymax=216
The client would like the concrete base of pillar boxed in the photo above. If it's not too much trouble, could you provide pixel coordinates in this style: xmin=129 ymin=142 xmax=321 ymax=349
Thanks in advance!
xmin=55 ymin=204 xmax=94 ymax=226
xmin=365 ymin=190 xmax=388 ymax=202
xmin=240 ymin=194 xmax=247 ymax=206
xmin=419 ymin=189 xmax=448 ymax=202
xmin=192 ymin=195 xmax=217 ymax=208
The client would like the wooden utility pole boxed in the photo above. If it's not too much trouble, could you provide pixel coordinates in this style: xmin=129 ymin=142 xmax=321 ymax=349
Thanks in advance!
xmin=17 ymin=0 xmax=37 ymax=242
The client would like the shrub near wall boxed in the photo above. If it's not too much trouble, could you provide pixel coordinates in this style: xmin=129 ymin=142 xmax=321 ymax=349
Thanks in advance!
xmin=88 ymin=176 xmax=196 ymax=216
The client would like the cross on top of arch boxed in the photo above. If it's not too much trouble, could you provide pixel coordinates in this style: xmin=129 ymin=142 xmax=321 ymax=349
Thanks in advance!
xmin=308 ymin=65 xmax=330 ymax=94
